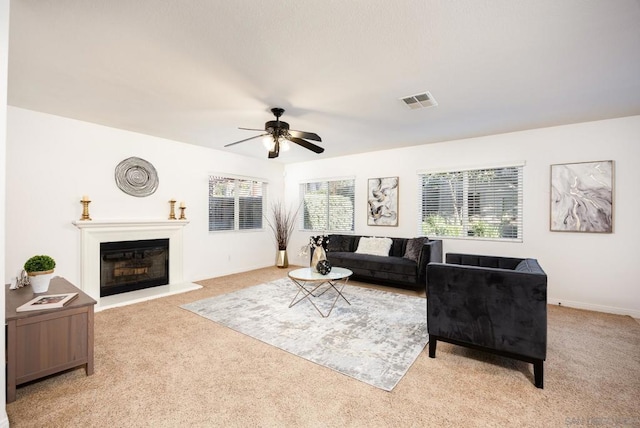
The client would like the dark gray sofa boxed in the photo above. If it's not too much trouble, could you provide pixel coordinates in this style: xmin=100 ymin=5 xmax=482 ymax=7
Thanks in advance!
xmin=426 ymin=253 xmax=547 ymax=388
xmin=315 ymin=234 xmax=442 ymax=290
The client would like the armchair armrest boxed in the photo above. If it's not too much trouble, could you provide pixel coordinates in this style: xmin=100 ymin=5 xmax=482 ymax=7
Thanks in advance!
xmin=417 ymin=240 xmax=443 ymax=286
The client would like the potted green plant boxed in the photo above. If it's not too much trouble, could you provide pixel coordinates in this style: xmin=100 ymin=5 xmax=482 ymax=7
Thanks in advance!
xmin=24 ymin=255 xmax=56 ymax=293
xmin=264 ymin=202 xmax=300 ymax=268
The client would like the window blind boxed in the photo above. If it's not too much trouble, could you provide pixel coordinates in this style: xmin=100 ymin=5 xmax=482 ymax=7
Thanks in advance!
xmin=209 ymin=176 xmax=265 ymax=232
xmin=418 ymin=165 xmax=523 ymax=241
xmin=300 ymin=179 xmax=355 ymax=232
xmin=238 ymin=179 xmax=263 ymax=230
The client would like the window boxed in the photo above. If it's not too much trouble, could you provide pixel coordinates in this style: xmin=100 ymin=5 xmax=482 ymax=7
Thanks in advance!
xmin=209 ymin=176 xmax=265 ymax=231
xmin=418 ymin=164 xmax=523 ymax=241
xmin=300 ymin=179 xmax=355 ymax=232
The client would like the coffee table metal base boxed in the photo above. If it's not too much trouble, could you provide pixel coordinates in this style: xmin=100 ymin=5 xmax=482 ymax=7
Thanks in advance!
xmin=288 ymin=268 xmax=352 ymax=318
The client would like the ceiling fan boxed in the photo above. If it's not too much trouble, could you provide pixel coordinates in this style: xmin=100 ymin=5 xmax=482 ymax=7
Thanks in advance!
xmin=224 ymin=107 xmax=324 ymax=159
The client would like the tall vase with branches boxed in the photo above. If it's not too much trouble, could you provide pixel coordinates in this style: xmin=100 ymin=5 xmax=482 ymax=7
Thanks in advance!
xmin=265 ymin=201 xmax=300 ymax=268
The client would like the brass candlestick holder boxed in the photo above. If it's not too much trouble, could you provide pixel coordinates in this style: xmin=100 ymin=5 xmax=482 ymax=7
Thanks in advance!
xmin=80 ymin=199 xmax=92 ymax=221
xmin=179 ymin=206 xmax=186 ymax=220
xmin=169 ymin=199 xmax=177 ymax=220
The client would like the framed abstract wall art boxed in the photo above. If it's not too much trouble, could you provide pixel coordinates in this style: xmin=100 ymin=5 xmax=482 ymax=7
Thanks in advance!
xmin=367 ymin=177 xmax=398 ymax=226
xmin=550 ymin=160 xmax=614 ymax=233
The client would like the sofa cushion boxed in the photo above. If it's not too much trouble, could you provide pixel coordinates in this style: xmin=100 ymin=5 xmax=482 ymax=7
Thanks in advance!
xmin=327 ymin=235 xmax=353 ymax=253
xmin=328 ymin=252 xmax=417 ymax=277
xmin=389 ymin=238 xmax=407 ymax=257
xmin=355 ymin=237 xmax=393 ymax=256
xmin=403 ymin=237 xmax=426 ymax=262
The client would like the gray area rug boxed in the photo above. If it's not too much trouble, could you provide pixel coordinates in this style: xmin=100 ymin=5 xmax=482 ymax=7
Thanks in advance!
xmin=181 ymin=278 xmax=428 ymax=391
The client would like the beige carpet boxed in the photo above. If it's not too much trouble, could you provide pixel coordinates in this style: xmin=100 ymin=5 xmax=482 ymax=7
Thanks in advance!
xmin=6 ymin=266 xmax=640 ymax=427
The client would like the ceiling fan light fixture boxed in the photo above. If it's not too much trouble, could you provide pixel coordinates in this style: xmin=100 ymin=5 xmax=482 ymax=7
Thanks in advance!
xmin=263 ymin=135 xmax=290 ymax=151
xmin=262 ymin=136 xmax=276 ymax=151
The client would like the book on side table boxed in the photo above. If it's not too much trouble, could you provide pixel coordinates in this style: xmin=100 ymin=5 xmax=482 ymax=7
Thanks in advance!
xmin=16 ymin=292 xmax=78 ymax=312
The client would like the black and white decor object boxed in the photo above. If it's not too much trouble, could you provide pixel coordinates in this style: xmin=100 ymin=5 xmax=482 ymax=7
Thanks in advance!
xmin=114 ymin=157 xmax=159 ymax=197
xmin=316 ymin=259 xmax=332 ymax=275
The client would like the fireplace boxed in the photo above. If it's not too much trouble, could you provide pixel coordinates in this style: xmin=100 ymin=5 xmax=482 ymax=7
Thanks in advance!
xmin=100 ymin=238 xmax=169 ymax=297
xmin=74 ymin=219 xmax=201 ymax=310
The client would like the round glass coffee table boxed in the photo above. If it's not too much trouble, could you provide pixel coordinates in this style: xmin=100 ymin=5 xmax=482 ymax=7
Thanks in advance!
xmin=287 ymin=267 xmax=352 ymax=318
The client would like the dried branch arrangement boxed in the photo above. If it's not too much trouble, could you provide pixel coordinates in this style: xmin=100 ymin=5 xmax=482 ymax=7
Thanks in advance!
xmin=265 ymin=201 xmax=300 ymax=250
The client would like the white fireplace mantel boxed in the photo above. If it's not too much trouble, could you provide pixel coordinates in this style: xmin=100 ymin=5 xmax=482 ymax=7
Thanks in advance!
xmin=72 ymin=219 xmax=190 ymax=229
xmin=73 ymin=219 xmax=201 ymax=311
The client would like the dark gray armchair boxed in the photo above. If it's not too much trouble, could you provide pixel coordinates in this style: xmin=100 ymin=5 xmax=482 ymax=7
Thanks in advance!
xmin=426 ymin=253 xmax=547 ymax=388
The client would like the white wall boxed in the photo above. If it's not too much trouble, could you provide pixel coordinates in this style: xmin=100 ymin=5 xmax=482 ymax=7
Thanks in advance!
xmin=6 ymin=107 xmax=640 ymax=317
xmin=5 ymin=107 xmax=286 ymax=286
xmin=1 ymin=0 xmax=10 ymax=424
xmin=285 ymin=116 xmax=640 ymax=317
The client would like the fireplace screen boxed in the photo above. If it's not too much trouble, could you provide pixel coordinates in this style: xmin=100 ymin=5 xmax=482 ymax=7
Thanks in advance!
xmin=100 ymin=239 xmax=169 ymax=297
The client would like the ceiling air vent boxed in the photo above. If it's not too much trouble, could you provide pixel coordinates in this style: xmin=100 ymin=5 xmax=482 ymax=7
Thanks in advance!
xmin=400 ymin=91 xmax=438 ymax=109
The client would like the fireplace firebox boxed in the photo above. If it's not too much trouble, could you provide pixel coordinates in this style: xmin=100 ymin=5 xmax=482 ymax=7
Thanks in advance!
xmin=100 ymin=239 xmax=169 ymax=297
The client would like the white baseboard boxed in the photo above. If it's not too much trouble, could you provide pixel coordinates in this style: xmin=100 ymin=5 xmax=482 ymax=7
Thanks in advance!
xmin=548 ymin=298 xmax=640 ymax=319
xmin=0 ymin=412 xmax=9 ymax=428
xmin=195 ymin=262 xmax=286 ymax=282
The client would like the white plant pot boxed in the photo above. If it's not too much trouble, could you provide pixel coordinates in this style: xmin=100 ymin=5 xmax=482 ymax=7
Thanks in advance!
xmin=29 ymin=270 xmax=54 ymax=293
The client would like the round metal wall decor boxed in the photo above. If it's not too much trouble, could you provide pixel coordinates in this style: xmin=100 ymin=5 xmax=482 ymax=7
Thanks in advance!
xmin=114 ymin=157 xmax=159 ymax=197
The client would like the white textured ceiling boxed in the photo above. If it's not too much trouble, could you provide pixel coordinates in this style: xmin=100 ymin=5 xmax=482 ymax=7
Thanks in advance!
xmin=8 ymin=0 xmax=640 ymax=163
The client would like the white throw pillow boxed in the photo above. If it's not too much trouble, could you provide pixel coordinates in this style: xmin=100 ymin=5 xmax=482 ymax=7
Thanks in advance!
xmin=355 ymin=237 xmax=393 ymax=257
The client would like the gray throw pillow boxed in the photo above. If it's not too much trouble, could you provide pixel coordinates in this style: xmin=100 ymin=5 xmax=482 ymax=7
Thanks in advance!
xmin=403 ymin=237 xmax=426 ymax=262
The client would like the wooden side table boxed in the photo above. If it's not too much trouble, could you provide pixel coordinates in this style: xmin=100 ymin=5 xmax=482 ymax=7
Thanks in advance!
xmin=5 ymin=276 xmax=96 ymax=403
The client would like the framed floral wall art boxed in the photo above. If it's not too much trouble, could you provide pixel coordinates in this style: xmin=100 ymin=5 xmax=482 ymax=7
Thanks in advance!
xmin=367 ymin=177 xmax=399 ymax=226
xmin=550 ymin=160 xmax=614 ymax=233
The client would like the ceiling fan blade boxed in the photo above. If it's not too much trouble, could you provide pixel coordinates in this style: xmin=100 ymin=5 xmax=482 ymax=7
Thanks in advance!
xmin=268 ymin=141 xmax=280 ymax=158
xmin=288 ymin=137 xmax=325 ymax=154
xmin=239 ymin=127 xmax=267 ymax=132
xmin=224 ymin=133 xmax=269 ymax=147
xmin=289 ymin=130 xmax=322 ymax=142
